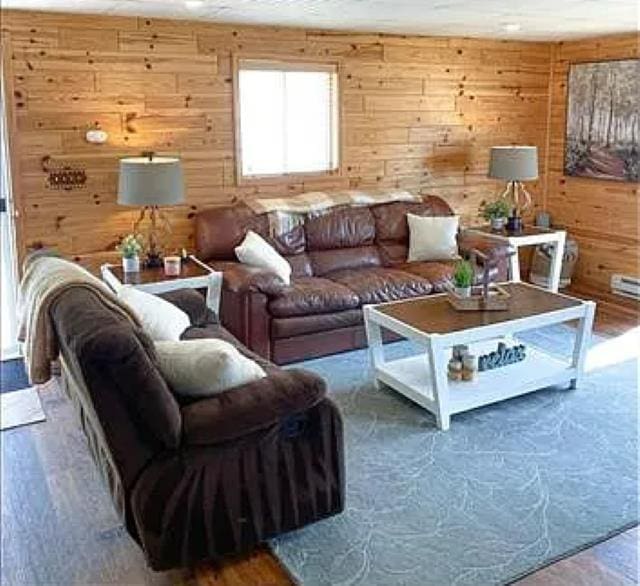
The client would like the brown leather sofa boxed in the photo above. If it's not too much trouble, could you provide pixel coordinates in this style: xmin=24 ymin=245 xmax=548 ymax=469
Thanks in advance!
xmin=52 ymin=286 xmax=344 ymax=570
xmin=196 ymin=195 xmax=512 ymax=364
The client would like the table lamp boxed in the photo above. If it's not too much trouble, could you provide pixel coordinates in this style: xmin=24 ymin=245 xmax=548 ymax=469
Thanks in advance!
xmin=118 ymin=152 xmax=184 ymax=267
xmin=488 ymin=146 xmax=538 ymax=232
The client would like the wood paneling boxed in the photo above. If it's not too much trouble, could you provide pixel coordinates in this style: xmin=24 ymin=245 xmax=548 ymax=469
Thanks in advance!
xmin=544 ymin=34 xmax=639 ymax=312
xmin=7 ymin=16 xmax=635 ymax=309
xmin=1 ymin=10 xmax=552 ymax=270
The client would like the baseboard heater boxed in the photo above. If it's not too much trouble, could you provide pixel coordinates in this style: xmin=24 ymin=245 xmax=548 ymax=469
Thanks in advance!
xmin=611 ymin=274 xmax=640 ymax=300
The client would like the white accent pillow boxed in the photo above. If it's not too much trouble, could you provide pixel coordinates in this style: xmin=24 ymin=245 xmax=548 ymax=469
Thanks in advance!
xmin=235 ymin=230 xmax=292 ymax=285
xmin=407 ymin=214 xmax=460 ymax=262
xmin=118 ymin=286 xmax=191 ymax=341
xmin=155 ymin=339 xmax=266 ymax=397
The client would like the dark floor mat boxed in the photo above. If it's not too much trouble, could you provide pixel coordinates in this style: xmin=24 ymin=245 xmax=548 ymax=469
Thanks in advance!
xmin=1 ymin=359 xmax=29 ymax=394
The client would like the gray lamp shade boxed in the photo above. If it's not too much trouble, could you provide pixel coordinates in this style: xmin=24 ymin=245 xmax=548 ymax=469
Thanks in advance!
xmin=488 ymin=146 xmax=538 ymax=181
xmin=118 ymin=156 xmax=185 ymax=207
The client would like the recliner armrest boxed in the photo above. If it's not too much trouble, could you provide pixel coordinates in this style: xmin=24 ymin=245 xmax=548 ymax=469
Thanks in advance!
xmin=181 ymin=368 xmax=326 ymax=446
xmin=208 ymin=261 xmax=287 ymax=296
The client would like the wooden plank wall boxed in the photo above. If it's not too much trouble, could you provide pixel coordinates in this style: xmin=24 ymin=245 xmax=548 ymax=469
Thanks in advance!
xmin=545 ymin=34 xmax=639 ymax=313
xmin=1 ymin=10 xmax=551 ymax=271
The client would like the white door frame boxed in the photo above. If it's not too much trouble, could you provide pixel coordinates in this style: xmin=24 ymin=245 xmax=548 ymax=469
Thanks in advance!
xmin=1 ymin=49 xmax=21 ymax=360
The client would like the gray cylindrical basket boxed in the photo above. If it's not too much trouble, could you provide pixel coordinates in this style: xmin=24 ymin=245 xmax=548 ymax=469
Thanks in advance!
xmin=530 ymin=239 xmax=579 ymax=289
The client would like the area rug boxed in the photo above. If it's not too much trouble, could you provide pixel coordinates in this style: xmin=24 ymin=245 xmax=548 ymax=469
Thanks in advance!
xmin=1 ymin=386 xmax=45 ymax=431
xmin=271 ymin=325 xmax=638 ymax=586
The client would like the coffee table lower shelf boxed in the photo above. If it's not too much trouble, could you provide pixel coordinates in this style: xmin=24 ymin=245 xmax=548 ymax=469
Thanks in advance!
xmin=374 ymin=340 xmax=575 ymax=419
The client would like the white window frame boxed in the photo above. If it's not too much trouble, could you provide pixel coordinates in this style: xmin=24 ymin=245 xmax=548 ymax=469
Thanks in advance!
xmin=232 ymin=55 xmax=341 ymax=184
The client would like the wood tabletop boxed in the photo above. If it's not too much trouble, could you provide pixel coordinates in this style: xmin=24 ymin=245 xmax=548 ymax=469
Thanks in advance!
xmin=375 ymin=283 xmax=584 ymax=335
xmin=107 ymin=258 xmax=211 ymax=285
xmin=467 ymin=225 xmax=563 ymax=238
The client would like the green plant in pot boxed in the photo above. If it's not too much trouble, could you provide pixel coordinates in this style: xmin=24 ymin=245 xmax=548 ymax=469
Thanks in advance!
xmin=116 ymin=233 xmax=144 ymax=273
xmin=453 ymin=259 xmax=474 ymax=298
xmin=479 ymin=198 xmax=511 ymax=231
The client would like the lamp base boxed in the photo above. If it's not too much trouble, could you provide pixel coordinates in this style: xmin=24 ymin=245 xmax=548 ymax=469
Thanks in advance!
xmin=144 ymin=252 xmax=163 ymax=268
xmin=133 ymin=205 xmax=174 ymax=267
xmin=506 ymin=215 xmax=523 ymax=233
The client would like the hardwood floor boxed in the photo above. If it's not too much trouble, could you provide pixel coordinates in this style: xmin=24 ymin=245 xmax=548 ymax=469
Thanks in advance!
xmin=515 ymin=526 xmax=639 ymax=586
xmin=1 ymin=308 xmax=637 ymax=585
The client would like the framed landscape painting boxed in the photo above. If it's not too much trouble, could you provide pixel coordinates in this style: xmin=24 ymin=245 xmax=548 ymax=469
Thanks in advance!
xmin=564 ymin=58 xmax=639 ymax=183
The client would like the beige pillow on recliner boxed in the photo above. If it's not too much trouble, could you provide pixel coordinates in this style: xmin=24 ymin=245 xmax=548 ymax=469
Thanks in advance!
xmin=118 ymin=285 xmax=191 ymax=341
xmin=407 ymin=213 xmax=460 ymax=262
xmin=155 ymin=339 xmax=266 ymax=397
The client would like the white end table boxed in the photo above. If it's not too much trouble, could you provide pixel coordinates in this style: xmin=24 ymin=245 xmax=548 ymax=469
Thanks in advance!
xmin=101 ymin=255 xmax=222 ymax=314
xmin=466 ymin=225 xmax=566 ymax=292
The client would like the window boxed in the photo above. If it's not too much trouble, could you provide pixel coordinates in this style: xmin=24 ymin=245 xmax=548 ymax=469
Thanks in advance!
xmin=235 ymin=59 xmax=339 ymax=179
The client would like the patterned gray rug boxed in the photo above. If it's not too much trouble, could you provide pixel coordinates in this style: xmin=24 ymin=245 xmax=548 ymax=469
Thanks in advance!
xmin=272 ymin=325 xmax=639 ymax=586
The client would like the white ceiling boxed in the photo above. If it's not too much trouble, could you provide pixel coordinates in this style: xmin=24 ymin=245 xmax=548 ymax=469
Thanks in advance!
xmin=3 ymin=0 xmax=639 ymax=41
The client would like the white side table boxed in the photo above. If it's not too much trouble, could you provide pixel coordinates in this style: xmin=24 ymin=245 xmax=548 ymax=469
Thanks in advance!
xmin=466 ymin=226 xmax=566 ymax=292
xmin=101 ymin=255 xmax=222 ymax=314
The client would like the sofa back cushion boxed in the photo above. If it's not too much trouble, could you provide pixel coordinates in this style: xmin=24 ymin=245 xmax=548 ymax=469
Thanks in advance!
xmin=50 ymin=288 xmax=182 ymax=450
xmin=304 ymin=207 xmax=380 ymax=275
xmin=196 ymin=203 xmax=269 ymax=261
xmin=371 ymin=195 xmax=454 ymax=242
xmin=196 ymin=194 xmax=454 ymax=271
xmin=372 ymin=195 xmax=454 ymax=265
xmin=305 ymin=207 xmax=376 ymax=251
xmin=267 ymin=225 xmax=313 ymax=277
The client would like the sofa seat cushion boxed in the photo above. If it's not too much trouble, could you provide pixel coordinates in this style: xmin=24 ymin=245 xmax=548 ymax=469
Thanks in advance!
xmin=271 ymin=309 xmax=363 ymax=339
xmin=396 ymin=261 xmax=456 ymax=293
xmin=268 ymin=277 xmax=361 ymax=317
xmin=309 ymin=245 xmax=381 ymax=276
xmin=327 ymin=267 xmax=433 ymax=304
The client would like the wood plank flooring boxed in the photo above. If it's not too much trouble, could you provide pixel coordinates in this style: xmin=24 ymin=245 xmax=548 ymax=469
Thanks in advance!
xmin=515 ymin=526 xmax=639 ymax=586
xmin=1 ymin=310 xmax=637 ymax=585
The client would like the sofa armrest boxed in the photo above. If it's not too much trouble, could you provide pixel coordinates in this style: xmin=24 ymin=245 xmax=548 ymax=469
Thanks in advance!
xmin=208 ymin=261 xmax=287 ymax=296
xmin=158 ymin=289 xmax=215 ymax=326
xmin=458 ymin=230 xmax=514 ymax=282
xmin=181 ymin=369 xmax=326 ymax=446
xmin=457 ymin=231 xmax=513 ymax=260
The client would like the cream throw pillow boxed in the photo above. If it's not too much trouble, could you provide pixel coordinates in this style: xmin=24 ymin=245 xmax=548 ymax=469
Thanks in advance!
xmin=235 ymin=230 xmax=292 ymax=285
xmin=155 ymin=339 xmax=266 ymax=397
xmin=118 ymin=286 xmax=191 ymax=341
xmin=407 ymin=214 xmax=460 ymax=262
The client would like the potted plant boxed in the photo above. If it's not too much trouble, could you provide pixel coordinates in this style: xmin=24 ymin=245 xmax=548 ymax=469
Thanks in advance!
xmin=479 ymin=199 xmax=511 ymax=231
xmin=116 ymin=234 xmax=143 ymax=273
xmin=453 ymin=259 xmax=474 ymax=298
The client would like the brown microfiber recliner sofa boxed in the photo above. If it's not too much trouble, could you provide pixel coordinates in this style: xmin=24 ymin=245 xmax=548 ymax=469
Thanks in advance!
xmin=196 ymin=195 xmax=512 ymax=364
xmin=52 ymin=286 xmax=344 ymax=571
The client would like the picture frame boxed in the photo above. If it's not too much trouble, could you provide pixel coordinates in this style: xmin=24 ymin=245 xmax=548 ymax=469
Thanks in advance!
xmin=564 ymin=58 xmax=639 ymax=183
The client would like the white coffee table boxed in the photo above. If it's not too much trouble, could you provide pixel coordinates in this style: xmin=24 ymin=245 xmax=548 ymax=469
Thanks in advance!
xmin=364 ymin=282 xmax=595 ymax=430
